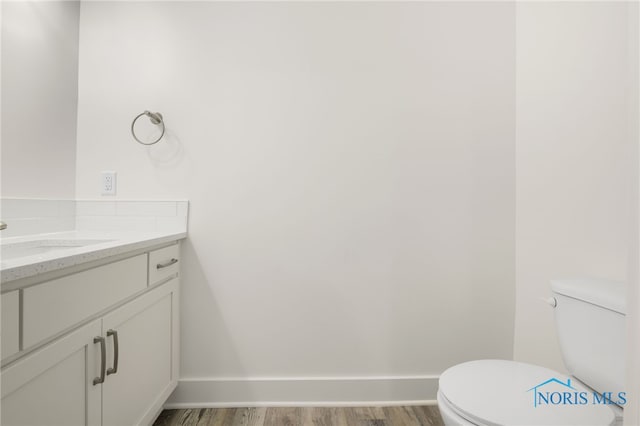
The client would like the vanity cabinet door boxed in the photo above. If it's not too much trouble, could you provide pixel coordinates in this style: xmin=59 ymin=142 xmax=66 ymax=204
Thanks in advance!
xmin=1 ymin=319 xmax=102 ymax=426
xmin=101 ymin=278 xmax=179 ymax=426
xmin=2 ymin=291 xmax=20 ymax=359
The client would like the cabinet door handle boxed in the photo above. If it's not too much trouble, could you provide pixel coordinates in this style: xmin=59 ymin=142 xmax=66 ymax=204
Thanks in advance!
xmin=157 ymin=258 xmax=178 ymax=269
xmin=93 ymin=336 xmax=106 ymax=385
xmin=106 ymin=329 xmax=119 ymax=376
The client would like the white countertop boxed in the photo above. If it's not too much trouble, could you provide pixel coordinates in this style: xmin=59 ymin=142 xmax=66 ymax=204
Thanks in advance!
xmin=1 ymin=230 xmax=187 ymax=285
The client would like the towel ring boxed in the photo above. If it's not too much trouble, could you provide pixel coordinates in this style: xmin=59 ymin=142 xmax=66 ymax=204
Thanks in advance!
xmin=131 ymin=111 xmax=165 ymax=145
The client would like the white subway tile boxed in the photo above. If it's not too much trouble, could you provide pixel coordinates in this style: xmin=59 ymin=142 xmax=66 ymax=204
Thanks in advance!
xmin=77 ymin=215 xmax=157 ymax=232
xmin=0 ymin=216 xmax=75 ymax=237
xmin=57 ymin=200 xmax=77 ymax=217
xmin=176 ymin=201 xmax=189 ymax=219
xmin=75 ymin=216 xmax=103 ymax=232
xmin=112 ymin=216 xmax=158 ymax=232
xmin=116 ymin=201 xmax=177 ymax=217
xmin=156 ymin=216 xmax=188 ymax=233
xmin=1 ymin=199 xmax=63 ymax=219
xmin=75 ymin=201 xmax=117 ymax=216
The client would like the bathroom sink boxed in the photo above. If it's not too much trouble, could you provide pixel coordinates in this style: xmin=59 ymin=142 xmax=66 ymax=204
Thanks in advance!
xmin=0 ymin=239 xmax=112 ymax=260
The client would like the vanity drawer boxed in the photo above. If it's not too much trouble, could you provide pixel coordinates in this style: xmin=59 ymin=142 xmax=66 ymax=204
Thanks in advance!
xmin=22 ymin=254 xmax=147 ymax=349
xmin=149 ymin=244 xmax=180 ymax=285
xmin=2 ymin=291 xmax=20 ymax=359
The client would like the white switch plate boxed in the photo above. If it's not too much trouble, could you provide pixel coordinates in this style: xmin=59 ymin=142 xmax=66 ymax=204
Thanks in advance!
xmin=101 ymin=171 xmax=117 ymax=195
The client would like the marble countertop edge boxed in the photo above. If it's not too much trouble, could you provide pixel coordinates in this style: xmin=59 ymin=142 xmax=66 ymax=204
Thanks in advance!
xmin=1 ymin=230 xmax=187 ymax=285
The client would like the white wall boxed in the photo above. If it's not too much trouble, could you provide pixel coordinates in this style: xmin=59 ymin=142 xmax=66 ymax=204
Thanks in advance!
xmin=625 ymin=3 xmax=639 ymax=424
xmin=514 ymin=2 xmax=635 ymax=373
xmin=76 ymin=2 xmax=516 ymax=404
xmin=1 ymin=1 xmax=79 ymax=199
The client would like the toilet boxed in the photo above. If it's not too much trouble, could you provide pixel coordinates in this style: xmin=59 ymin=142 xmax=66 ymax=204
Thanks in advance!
xmin=437 ymin=279 xmax=626 ymax=425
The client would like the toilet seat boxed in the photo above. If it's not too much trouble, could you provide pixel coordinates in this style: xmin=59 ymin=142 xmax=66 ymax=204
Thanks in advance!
xmin=438 ymin=390 xmax=479 ymax=425
xmin=438 ymin=360 xmax=615 ymax=426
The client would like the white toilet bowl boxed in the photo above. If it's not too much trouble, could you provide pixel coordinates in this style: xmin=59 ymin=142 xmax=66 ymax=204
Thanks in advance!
xmin=437 ymin=360 xmax=620 ymax=426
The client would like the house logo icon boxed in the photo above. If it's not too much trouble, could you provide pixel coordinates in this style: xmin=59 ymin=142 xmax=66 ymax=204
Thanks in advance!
xmin=527 ymin=378 xmax=577 ymax=408
xmin=526 ymin=377 xmax=627 ymax=407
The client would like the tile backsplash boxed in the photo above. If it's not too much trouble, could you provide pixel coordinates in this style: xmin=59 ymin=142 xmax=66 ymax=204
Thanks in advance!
xmin=75 ymin=200 xmax=189 ymax=233
xmin=0 ymin=199 xmax=188 ymax=237
xmin=0 ymin=199 xmax=76 ymax=237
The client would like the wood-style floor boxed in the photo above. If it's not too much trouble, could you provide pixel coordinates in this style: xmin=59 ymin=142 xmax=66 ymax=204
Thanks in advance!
xmin=154 ymin=406 xmax=444 ymax=426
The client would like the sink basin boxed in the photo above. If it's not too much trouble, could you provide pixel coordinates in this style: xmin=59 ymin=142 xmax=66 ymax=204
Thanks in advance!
xmin=1 ymin=239 xmax=112 ymax=260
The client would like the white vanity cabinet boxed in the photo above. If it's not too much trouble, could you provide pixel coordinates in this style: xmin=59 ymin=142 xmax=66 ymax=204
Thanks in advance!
xmin=101 ymin=278 xmax=179 ymax=426
xmin=2 ymin=318 xmax=102 ymax=426
xmin=1 ymin=242 xmax=181 ymax=426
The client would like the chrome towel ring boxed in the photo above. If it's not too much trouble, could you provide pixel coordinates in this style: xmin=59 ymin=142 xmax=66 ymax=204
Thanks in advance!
xmin=131 ymin=111 xmax=165 ymax=145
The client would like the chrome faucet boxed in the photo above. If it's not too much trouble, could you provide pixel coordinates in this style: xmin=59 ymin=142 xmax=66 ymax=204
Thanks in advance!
xmin=0 ymin=221 xmax=7 ymax=230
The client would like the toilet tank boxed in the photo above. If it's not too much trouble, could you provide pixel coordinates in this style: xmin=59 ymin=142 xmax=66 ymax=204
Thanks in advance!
xmin=551 ymin=279 xmax=626 ymax=398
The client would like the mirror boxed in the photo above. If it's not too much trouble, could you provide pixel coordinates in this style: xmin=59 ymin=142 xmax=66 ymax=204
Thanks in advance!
xmin=1 ymin=1 xmax=80 ymax=199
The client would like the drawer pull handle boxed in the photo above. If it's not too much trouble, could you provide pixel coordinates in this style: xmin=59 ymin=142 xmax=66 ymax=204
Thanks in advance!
xmin=106 ymin=329 xmax=119 ymax=376
xmin=93 ymin=336 xmax=106 ymax=385
xmin=157 ymin=258 xmax=178 ymax=269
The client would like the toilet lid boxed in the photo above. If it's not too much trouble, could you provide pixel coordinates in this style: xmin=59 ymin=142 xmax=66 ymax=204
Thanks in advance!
xmin=439 ymin=360 xmax=615 ymax=426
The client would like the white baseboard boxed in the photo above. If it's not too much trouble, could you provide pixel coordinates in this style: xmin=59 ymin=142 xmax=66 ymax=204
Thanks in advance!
xmin=165 ymin=376 xmax=439 ymax=409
